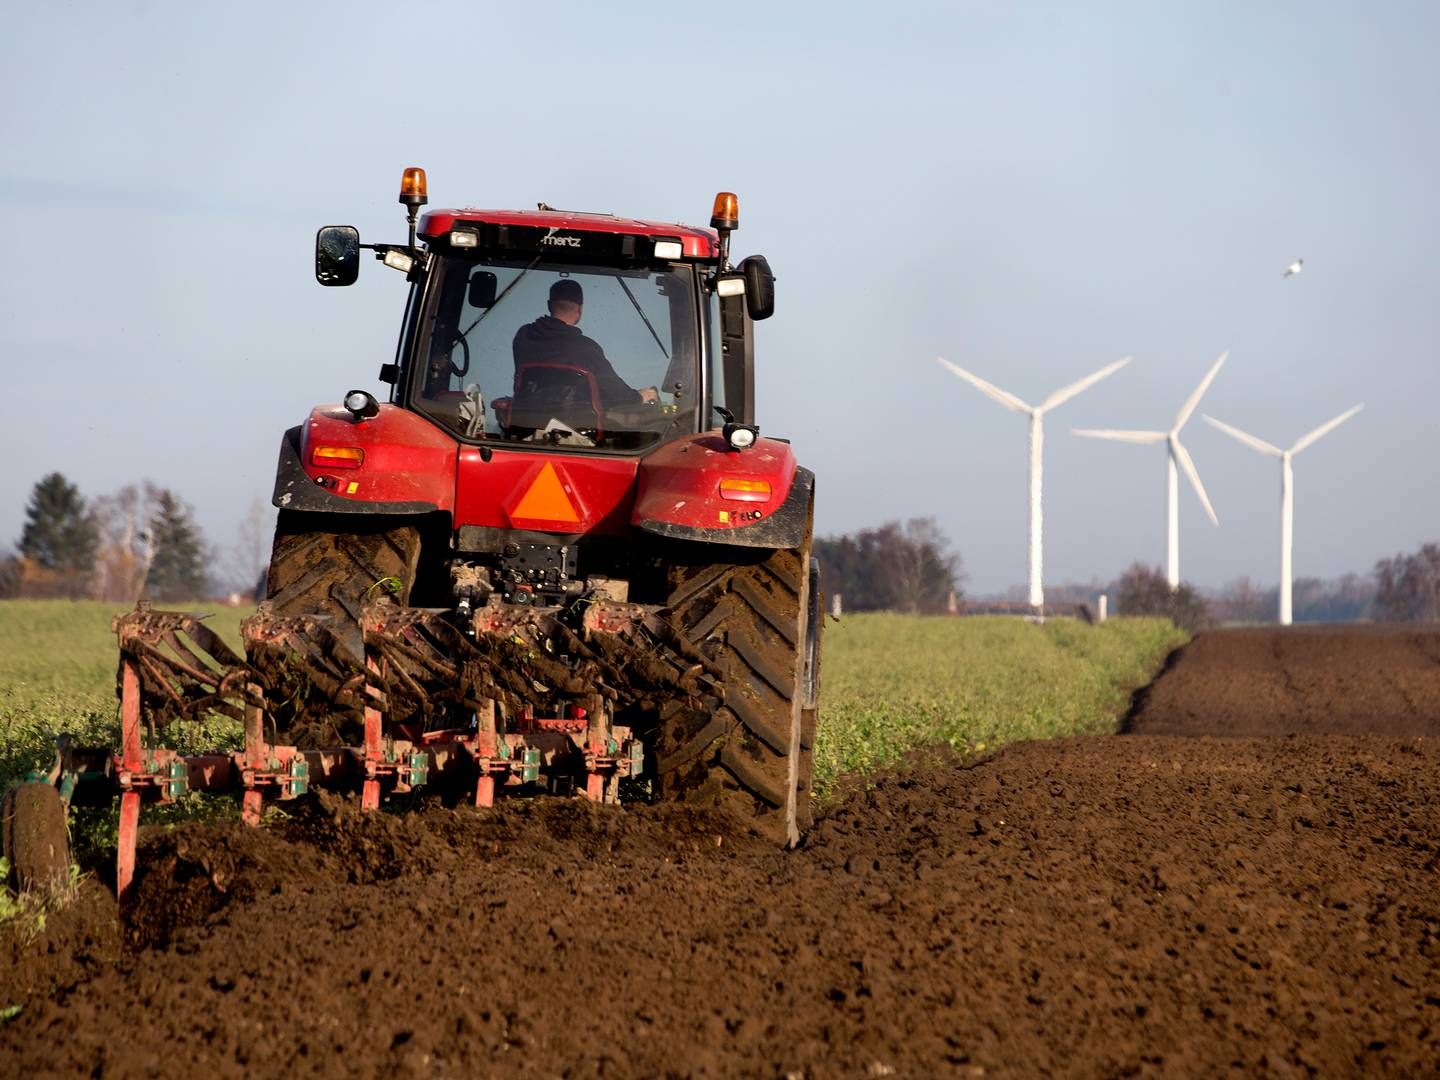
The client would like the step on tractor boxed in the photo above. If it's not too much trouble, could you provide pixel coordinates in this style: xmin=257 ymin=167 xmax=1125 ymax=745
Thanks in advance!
xmin=1 ymin=169 xmax=821 ymax=902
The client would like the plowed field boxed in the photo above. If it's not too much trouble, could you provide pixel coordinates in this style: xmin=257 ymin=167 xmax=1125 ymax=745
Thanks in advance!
xmin=5 ymin=626 xmax=1439 ymax=1077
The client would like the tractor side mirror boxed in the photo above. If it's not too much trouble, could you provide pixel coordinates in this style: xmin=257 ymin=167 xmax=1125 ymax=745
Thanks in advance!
xmin=740 ymin=255 xmax=775 ymax=320
xmin=468 ymin=270 xmax=498 ymax=308
xmin=316 ymin=226 xmax=361 ymax=287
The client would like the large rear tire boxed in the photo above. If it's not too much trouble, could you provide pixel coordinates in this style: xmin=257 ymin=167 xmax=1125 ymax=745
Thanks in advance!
xmin=1 ymin=782 xmax=70 ymax=894
xmin=655 ymin=529 xmax=820 ymax=847
xmin=265 ymin=511 xmax=422 ymax=659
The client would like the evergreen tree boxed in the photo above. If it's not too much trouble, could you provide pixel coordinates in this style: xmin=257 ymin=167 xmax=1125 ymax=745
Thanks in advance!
xmin=143 ymin=490 xmax=211 ymax=601
xmin=18 ymin=473 xmax=98 ymax=595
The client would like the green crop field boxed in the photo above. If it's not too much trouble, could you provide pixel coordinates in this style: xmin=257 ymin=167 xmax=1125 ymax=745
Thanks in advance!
xmin=812 ymin=612 xmax=1186 ymax=793
xmin=0 ymin=601 xmax=250 ymax=792
xmin=0 ymin=599 xmax=1184 ymax=805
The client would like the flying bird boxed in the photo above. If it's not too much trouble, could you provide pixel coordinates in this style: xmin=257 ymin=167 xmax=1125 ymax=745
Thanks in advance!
xmin=1283 ymin=258 xmax=1304 ymax=278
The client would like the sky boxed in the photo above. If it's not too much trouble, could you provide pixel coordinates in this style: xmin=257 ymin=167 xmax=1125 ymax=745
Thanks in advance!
xmin=2 ymin=0 xmax=1437 ymax=595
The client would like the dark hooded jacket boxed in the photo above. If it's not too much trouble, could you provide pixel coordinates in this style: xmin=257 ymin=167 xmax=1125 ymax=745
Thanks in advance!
xmin=511 ymin=316 xmax=642 ymax=407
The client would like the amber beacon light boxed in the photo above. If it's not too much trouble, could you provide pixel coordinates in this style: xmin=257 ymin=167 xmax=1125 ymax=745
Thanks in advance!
xmin=399 ymin=167 xmax=428 ymax=207
xmin=710 ymin=191 xmax=739 ymax=231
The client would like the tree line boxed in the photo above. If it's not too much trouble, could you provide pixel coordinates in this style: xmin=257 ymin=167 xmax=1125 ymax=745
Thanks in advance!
xmin=815 ymin=516 xmax=1438 ymax=626
xmin=2 ymin=472 xmax=271 ymax=602
xmin=814 ymin=518 xmax=965 ymax=614
xmin=1109 ymin=544 xmax=1437 ymax=629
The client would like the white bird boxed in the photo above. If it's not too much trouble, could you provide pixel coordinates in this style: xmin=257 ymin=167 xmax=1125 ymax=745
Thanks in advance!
xmin=1283 ymin=259 xmax=1304 ymax=278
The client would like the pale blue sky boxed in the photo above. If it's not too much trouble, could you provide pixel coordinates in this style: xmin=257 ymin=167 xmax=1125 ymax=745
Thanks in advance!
xmin=2 ymin=1 xmax=1435 ymax=593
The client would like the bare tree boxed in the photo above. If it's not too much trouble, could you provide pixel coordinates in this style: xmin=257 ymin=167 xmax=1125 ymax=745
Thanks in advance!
xmin=1374 ymin=543 xmax=1440 ymax=621
xmin=228 ymin=495 xmax=275 ymax=597
xmin=90 ymin=483 xmax=161 ymax=603
xmin=1213 ymin=577 xmax=1271 ymax=624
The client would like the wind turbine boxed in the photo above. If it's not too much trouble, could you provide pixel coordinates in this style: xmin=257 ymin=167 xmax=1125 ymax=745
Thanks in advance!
xmin=1072 ymin=352 xmax=1228 ymax=588
xmin=1203 ymin=404 xmax=1363 ymax=625
xmin=937 ymin=355 xmax=1130 ymax=610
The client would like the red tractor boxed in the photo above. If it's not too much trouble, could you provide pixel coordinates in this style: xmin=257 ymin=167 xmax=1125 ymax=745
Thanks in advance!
xmin=2 ymin=169 xmax=821 ymax=900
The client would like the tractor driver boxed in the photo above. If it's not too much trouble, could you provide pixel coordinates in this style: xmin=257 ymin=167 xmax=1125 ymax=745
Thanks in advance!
xmin=512 ymin=279 xmax=660 ymax=407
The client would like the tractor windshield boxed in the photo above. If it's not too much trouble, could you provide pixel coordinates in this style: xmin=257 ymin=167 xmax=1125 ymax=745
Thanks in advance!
xmin=411 ymin=257 xmax=703 ymax=452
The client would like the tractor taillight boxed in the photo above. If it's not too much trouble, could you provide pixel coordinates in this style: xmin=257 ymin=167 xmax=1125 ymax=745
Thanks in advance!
xmin=718 ymin=478 xmax=770 ymax=502
xmin=311 ymin=446 xmax=364 ymax=469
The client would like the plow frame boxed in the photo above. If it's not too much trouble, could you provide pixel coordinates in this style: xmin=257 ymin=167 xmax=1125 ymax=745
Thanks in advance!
xmin=96 ymin=605 xmax=646 ymax=903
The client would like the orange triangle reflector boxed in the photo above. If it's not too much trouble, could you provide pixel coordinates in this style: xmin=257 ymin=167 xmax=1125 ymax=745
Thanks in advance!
xmin=511 ymin=462 xmax=580 ymax=524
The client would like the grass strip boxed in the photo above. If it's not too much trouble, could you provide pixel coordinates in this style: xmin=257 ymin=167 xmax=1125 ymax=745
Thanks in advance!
xmin=812 ymin=613 xmax=1187 ymax=798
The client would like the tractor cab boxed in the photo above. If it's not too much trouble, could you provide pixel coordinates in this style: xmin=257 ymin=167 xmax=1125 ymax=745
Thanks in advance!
xmin=316 ymin=171 xmax=775 ymax=456
xmin=411 ymin=252 xmax=704 ymax=452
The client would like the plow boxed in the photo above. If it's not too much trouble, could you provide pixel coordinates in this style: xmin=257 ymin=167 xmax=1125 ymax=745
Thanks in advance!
xmin=97 ymin=596 xmax=701 ymax=900
xmin=2 ymin=168 xmax=820 ymax=900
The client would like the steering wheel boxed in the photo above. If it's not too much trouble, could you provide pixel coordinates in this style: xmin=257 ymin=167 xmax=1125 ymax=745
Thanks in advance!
xmin=445 ymin=335 xmax=471 ymax=379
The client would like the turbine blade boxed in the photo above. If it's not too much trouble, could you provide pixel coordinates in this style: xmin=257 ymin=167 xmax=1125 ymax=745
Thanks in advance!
xmin=1290 ymin=403 xmax=1364 ymax=454
xmin=1173 ymin=350 xmax=1229 ymax=432
xmin=1202 ymin=414 xmax=1282 ymax=457
xmin=936 ymin=357 xmax=1032 ymax=414
xmin=1172 ymin=438 xmax=1219 ymax=526
xmin=1037 ymin=357 xmax=1131 ymax=413
xmin=1071 ymin=428 xmax=1167 ymax=444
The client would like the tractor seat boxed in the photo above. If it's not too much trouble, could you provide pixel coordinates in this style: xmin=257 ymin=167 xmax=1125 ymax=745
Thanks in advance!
xmin=502 ymin=361 xmax=604 ymax=440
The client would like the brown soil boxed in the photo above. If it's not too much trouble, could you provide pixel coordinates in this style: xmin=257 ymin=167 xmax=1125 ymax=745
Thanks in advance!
xmin=3 ymin=627 xmax=1439 ymax=1076
xmin=0 ymin=879 xmax=119 ymax=1011
xmin=1125 ymin=623 xmax=1440 ymax=737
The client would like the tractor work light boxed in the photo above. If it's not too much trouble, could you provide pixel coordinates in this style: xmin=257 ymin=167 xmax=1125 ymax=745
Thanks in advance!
xmin=723 ymin=422 xmax=759 ymax=450
xmin=653 ymin=239 xmax=683 ymax=260
xmin=711 ymin=191 xmax=739 ymax=231
xmin=343 ymin=389 xmax=380 ymax=420
xmin=311 ymin=445 xmax=364 ymax=469
xmin=383 ymin=249 xmax=416 ymax=274
xmin=399 ymin=167 xmax=428 ymax=207
xmin=450 ymin=227 xmax=479 ymax=248
xmin=715 ymin=275 xmax=746 ymax=298
xmin=718 ymin=477 xmax=770 ymax=502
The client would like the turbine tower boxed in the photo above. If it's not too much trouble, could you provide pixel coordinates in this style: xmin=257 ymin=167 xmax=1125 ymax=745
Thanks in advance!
xmin=937 ymin=356 xmax=1130 ymax=610
xmin=1203 ymin=404 xmax=1363 ymax=626
xmin=1072 ymin=352 xmax=1228 ymax=588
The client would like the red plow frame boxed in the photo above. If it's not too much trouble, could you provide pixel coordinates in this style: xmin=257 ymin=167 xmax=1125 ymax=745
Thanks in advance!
xmin=108 ymin=603 xmax=653 ymax=903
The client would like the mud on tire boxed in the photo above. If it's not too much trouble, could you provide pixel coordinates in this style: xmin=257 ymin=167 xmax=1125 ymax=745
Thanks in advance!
xmin=654 ymin=534 xmax=820 ymax=847
xmin=265 ymin=511 xmax=423 ymax=658
xmin=1 ymin=782 xmax=70 ymax=894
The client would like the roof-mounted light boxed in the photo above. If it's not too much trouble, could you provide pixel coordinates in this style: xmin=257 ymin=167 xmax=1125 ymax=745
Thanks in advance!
xmin=715 ymin=275 xmax=746 ymax=298
xmin=653 ymin=239 xmax=683 ymax=260
xmin=399 ymin=167 xmax=428 ymax=208
xmin=711 ymin=191 xmax=739 ymax=231
xmin=451 ymin=227 xmax=479 ymax=248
